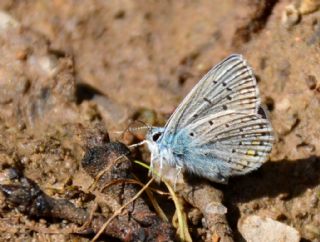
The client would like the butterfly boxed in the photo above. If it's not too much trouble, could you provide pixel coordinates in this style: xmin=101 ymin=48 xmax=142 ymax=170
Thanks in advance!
xmin=143 ymin=54 xmax=273 ymax=184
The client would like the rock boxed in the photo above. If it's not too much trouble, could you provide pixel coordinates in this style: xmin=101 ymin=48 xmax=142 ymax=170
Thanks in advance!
xmin=0 ymin=11 xmax=20 ymax=33
xmin=282 ymin=4 xmax=300 ymax=29
xmin=299 ymin=0 xmax=320 ymax=15
xmin=305 ymin=75 xmax=317 ymax=90
xmin=205 ymin=201 xmax=227 ymax=215
xmin=238 ymin=215 xmax=301 ymax=242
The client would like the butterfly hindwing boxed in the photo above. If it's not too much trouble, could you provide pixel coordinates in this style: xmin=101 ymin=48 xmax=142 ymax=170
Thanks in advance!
xmin=171 ymin=110 xmax=273 ymax=182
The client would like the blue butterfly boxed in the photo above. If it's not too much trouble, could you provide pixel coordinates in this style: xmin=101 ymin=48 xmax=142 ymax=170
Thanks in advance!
xmin=143 ymin=54 xmax=273 ymax=183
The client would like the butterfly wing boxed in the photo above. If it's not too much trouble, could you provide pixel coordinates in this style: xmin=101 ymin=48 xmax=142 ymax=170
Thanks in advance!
xmin=171 ymin=110 xmax=273 ymax=183
xmin=161 ymin=54 xmax=260 ymax=141
xmin=157 ymin=54 xmax=273 ymax=182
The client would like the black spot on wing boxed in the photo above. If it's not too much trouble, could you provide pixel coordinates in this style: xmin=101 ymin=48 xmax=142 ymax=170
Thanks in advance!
xmin=204 ymin=97 xmax=212 ymax=104
xmin=258 ymin=106 xmax=267 ymax=119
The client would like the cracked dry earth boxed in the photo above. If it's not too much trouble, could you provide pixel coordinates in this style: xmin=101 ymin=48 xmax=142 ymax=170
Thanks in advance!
xmin=0 ymin=0 xmax=320 ymax=241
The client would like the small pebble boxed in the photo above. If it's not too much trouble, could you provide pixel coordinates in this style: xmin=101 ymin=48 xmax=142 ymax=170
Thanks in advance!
xmin=282 ymin=4 xmax=301 ymax=29
xmin=305 ymin=224 xmax=320 ymax=239
xmin=239 ymin=215 xmax=301 ymax=242
xmin=205 ymin=202 xmax=227 ymax=215
xmin=305 ymin=75 xmax=317 ymax=90
xmin=0 ymin=11 xmax=20 ymax=32
xmin=15 ymin=49 xmax=28 ymax=61
xmin=188 ymin=208 xmax=202 ymax=225
xmin=299 ymin=0 xmax=320 ymax=14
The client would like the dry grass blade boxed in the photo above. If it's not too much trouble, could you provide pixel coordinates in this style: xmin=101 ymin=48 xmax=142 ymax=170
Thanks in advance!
xmin=164 ymin=180 xmax=192 ymax=242
xmin=88 ymin=154 xmax=128 ymax=192
xmin=101 ymin=177 xmax=169 ymax=195
xmin=133 ymin=159 xmax=193 ymax=241
xmin=91 ymin=177 xmax=155 ymax=242
xmin=132 ymin=174 xmax=169 ymax=223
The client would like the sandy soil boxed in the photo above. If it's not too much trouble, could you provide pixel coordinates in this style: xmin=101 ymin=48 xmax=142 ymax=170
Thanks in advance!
xmin=0 ymin=0 xmax=319 ymax=241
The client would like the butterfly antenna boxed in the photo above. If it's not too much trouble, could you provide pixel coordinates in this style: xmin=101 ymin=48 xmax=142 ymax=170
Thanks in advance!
xmin=111 ymin=131 xmax=125 ymax=134
xmin=127 ymin=120 xmax=151 ymax=148
xmin=128 ymin=120 xmax=151 ymax=133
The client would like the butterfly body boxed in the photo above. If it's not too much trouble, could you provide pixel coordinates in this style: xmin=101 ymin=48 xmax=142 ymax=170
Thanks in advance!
xmin=145 ymin=54 xmax=273 ymax=183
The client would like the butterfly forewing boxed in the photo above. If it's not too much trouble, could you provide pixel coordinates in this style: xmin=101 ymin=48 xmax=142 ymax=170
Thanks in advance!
xmin=162 ymin=54 xmax=260 ymax=139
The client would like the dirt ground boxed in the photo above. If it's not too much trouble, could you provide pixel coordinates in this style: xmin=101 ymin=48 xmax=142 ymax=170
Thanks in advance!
xmin=0 ymin=0 xmax=319 ymax=241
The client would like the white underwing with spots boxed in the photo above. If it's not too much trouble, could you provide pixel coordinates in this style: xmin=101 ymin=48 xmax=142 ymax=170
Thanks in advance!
xmin=144 ymin=54 xmax=274 ymax=183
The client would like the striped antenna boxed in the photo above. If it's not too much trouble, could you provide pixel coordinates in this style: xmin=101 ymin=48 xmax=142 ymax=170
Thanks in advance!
xmin=128 ymin=120 xmax=151 ymax=133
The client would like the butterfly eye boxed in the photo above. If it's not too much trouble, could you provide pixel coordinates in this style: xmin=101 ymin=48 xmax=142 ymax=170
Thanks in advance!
xmin=152 ymin=132 xmax=162 ymax=142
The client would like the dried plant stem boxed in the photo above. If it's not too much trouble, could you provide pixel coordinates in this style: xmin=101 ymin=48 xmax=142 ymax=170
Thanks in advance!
xmin=164 ymin=180 xmax=192 ymax=242
xmin=91 ymin=177 xmax=155 ymax=242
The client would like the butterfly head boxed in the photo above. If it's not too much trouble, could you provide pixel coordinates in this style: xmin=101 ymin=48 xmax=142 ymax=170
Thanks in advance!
xmin=145 ymin=127 xmax=165 ymax=153
xmin=146 ymin=127 xmax=164 ymax=142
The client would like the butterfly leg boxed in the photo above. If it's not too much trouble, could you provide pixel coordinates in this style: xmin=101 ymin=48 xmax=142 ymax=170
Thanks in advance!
xmin=158 ymin=154 xmax=164 ymax=177
xmin=173 ymin=166 xmax=182 ymax=190
xmin=148 ymin=152 xmax=155 ymax=176
xmin=129 ymin=140 xmax=146 ymax=148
